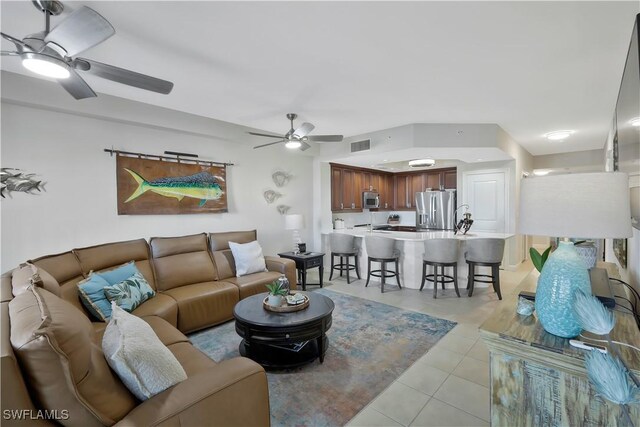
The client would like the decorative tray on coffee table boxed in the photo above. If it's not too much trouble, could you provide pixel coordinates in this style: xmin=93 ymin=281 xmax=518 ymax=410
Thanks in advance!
xmin=263 ymin=293 xmax=310 ymax=313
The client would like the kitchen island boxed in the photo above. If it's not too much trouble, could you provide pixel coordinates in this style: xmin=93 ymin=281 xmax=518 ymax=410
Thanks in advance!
xmin=321 ymin=228 xmax=514 ymax=290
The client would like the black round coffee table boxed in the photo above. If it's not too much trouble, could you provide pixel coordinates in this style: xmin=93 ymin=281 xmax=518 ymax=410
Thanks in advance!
xmin=233 ymin=292 xmax=334 ymax=369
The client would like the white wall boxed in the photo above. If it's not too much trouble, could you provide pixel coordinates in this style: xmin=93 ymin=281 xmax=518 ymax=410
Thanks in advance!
xmin=1 ymin=87 xmax=314 ymax=271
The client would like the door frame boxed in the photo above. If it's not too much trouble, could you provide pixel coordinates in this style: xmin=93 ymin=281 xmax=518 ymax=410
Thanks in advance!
xmin=461 ymin=168 xmax=511 ymax=234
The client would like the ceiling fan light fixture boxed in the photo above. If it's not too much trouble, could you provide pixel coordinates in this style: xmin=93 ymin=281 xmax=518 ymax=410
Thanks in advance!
xmin=21 ymin=53 xmax=70 ymax=79
xmin=285 ymin=140 xmax=302 ymax=149
xmin=408 ymin=158 xmax=436 ymax=168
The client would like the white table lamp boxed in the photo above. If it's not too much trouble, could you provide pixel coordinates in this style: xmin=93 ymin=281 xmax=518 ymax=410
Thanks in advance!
xmin=519 ymin=172 xmax=632 ymax=338
xmin=285 ymin=214 xmax=305 ymax=253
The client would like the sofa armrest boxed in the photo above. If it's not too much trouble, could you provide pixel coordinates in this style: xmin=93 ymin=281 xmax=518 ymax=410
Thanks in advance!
xmin=115 ymin=357 xmax=269 ymax=427
xmin=265 ymin=256 xmax=297 ymax=291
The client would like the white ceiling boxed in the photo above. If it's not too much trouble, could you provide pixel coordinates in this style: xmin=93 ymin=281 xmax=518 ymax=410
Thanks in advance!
xmin=1 ymin=1 xmax=638 ymax=156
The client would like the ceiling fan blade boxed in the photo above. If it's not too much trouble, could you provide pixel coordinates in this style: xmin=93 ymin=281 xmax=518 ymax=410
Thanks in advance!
xmin=253 ymin=140 xmax=285 ymax=149
xmin=74 ymin=58 xmax=173 ymax=94
xmin=292 ymin=122 xmax=314 ymax=139
xmin=248 ymin=131 xmax=285 ymax=139
xmin=1 ymin=32 xmax=26 ymax=53
xmin=1 ymin=51 xmax=19 ymax=56
xmin=299 ymin=141 xmax=311 ymax=151
xmin=58 ymin=68 xmax=96 ymax=100
xmin=308 ymin=135 xmax=344 ymax=142
xmin=44 ymin=6 xmax=115 ymax=57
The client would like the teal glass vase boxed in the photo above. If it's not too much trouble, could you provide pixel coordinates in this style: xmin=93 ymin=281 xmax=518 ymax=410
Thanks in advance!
xmin=534 ymin=241 xmax=591 ymax=338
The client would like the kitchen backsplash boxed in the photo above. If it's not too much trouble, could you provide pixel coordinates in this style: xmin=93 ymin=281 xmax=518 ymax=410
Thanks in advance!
xmin=332 ymin=211 xmax=416 ymax=228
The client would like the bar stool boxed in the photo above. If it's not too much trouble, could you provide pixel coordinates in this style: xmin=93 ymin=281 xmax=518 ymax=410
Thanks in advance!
xmin=420 ymin=239 xmax=460 ymax=298
xmin=328 ymin=233 xmax=360 ymax=284
xmin=365 ymin=235 xmax=401 ymax=293
xmin=465 ymin=238 xmax=505 ymax=300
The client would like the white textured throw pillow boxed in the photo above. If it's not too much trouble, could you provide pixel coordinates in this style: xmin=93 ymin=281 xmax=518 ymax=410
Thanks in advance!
xmin=102 ymin=303 xmax=187 ymax=401
xmin=229 ymin=240 xmax=268 ymax=277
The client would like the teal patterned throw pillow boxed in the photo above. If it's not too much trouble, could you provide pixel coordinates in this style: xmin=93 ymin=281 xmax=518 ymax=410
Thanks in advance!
xmin=103 ymin=272 xmax=155 ymax=313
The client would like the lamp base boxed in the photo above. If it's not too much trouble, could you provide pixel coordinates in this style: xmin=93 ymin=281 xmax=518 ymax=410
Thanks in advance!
xmin=534 ymin=242 xmax=591 ymax=338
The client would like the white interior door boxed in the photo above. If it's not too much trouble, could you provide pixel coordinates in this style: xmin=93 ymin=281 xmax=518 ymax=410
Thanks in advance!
xmin=463 ymin=170 xmax=507 ymax=233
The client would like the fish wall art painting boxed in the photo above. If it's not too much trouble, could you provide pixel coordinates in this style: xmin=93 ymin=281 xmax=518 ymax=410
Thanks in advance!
xmin=116 ymin=156 xmax=227 ymax=215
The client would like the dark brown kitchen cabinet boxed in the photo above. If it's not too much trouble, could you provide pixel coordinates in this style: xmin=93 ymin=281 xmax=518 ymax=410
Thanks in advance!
xmin=424 ymin=172 xmax=441 ymax=190
xmin=331 ymin=163 xmax=456 ymax=212
xmin=443 ymin=170 xmax=457 ymax=189
xmin=395 ymin=175 xmax=409 ymax=209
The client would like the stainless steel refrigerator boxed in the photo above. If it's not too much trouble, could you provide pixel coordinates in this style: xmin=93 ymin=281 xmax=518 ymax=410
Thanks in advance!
xmin=415 ymin=190 xmax=456 ymax=230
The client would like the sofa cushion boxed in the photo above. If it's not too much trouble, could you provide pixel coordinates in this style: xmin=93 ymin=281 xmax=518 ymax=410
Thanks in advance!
xmin=104 ymin=272 xmax=156 ymax=313
xmin=150 ymin=234 xmax=217 ymax=291
xmin=209 ymin=230 xmax=257 ymax=280
xmin=162 ymin=282 xmax=239 ymax=333
xmin=30 ymin=251 xmax=86 ymax=313
xmin=74 ymin=239 xmax=156 ymax=290
xmin=131 ymin=293 xmax=178 ymax=327
xmin=96 ymin=261 xmax=138 ymax=285
xmin=225 ymin=271 xmax=283 ymax=299
xmin=9 ymin=287 xmax=136 ymax=426
xmin=102 ymin=304 xmax=187 ymax=401
xmin=141 ymin=316 xmax=189 ymax=346
xmin=167 ymin=341 xmax=218 ymax=376
xmin=229 ymin=240 xmax=268 ymax=277
xmin=78 ymin=274 xmax=113 ymax=321
xmin=11 ymin=262 xmax=59 ymax=297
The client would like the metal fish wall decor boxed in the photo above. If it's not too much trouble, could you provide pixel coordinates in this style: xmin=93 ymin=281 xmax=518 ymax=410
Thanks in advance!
xmin=1 ymin=168 xmax=45 ymax=198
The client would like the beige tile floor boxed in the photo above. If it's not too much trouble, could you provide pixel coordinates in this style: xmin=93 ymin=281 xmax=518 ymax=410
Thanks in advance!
xmin=310 ymin=260 xmax=534 ymax=427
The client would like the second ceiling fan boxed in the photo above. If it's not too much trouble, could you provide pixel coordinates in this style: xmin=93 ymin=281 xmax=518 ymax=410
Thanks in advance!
xmin=250 ymin=113 xmax=343 ymax=150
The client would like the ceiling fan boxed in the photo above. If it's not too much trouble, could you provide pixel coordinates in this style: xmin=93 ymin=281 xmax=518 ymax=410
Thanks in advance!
xmin=0 ymin=0 xmax=173 ymax=100
xmin=249 ymin=113 xmax=344 ymax=150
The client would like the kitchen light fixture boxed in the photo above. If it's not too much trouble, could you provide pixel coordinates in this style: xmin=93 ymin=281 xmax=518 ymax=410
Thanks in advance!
xmin=284 ymin=140 xmax=302 ymax=149
xmin=408 ymin=158 xmax=436 ymax=168
xmin=21 ymin=53 xmax=70 ymax=79
xmin=545 ymin=130 xmax=575 ymax=141
xmin=630 ymin=117 xmax=640 ymax=127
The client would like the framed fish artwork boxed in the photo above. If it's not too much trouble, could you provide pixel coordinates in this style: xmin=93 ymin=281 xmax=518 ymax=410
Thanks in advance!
xmin=116 ymin=155 xmax=227 ymax=215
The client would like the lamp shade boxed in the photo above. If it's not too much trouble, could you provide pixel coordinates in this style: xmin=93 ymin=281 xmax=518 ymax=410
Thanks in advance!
xmin=284 ymin=214 xmax=305 ymax=230
xmin=519 ymin=172 xmax=632 ymax=238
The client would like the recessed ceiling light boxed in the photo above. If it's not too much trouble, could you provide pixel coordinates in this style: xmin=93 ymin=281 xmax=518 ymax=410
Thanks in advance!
xmin=630 ymin=117 xmax=640 ymax=127
xmin=545 ymin=130 xmax=575 ymax=141
xmin=285 ymin=140 xmax=301 ymax=149
xmin=383 ymin=159 xmax=389 ymax=162
xmin=476 ymin=158 xmax=483 ymax=162
xmin=533 ymin=169 xmax=551 ymax=176
xmin=408 ymin=158 xmax=436 ymax=168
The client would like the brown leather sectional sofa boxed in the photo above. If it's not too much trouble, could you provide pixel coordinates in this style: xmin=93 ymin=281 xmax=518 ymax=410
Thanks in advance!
xmin=1 ymin=230 xmax=296 ymax=426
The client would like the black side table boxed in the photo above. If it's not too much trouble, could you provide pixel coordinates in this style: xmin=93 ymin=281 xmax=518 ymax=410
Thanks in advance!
xmin=277 ymin=251 xmax=324 ymax=291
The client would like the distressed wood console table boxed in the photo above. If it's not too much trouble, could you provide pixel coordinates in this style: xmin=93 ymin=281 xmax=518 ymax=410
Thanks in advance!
xmin=479 ymin=263 xmax=640 ymax=426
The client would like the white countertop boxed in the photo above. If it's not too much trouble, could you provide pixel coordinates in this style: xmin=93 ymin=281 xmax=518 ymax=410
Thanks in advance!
xmin=325 ymin=228 xmax=514 ymax=241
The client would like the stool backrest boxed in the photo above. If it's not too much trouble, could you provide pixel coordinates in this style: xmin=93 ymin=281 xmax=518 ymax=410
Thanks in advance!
xmin=365 ymin=235 xmax=398 ymax=259
xmin=465 ymin=238 xmax=505 ymax=264
xmin=423 ymin=239 xmax=459 ymax=263
xmin=330 ymin=233 xmax=357 ymax=254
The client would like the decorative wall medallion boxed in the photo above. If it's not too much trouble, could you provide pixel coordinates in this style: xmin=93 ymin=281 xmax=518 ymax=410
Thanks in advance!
xmin=272 ymin=171 xmax=291 ymax=188
xmin=277 ymin=205 xmax=290 ymax=215
xmin=1 ymin=168 xmax=45 ymax=198
xmin=263 ymin=189 xmax=282 ymax=204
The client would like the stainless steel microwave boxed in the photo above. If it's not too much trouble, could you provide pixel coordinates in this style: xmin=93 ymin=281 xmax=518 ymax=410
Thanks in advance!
xmin=363 ymin=191 xmax=380 ymax=209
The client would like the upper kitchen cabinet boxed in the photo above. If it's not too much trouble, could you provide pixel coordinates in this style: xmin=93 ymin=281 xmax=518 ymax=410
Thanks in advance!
xmin=330 ymin=163 xmax=456 ymax=212
xmin=330 ymin=164 xmax=364 ymax=212
xmin=443 ymin=169 xmax=457 ymax=189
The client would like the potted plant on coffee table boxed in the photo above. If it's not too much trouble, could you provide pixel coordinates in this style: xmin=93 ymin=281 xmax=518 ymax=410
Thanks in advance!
xmin=265 ymin=281 xmax=288 ymax=307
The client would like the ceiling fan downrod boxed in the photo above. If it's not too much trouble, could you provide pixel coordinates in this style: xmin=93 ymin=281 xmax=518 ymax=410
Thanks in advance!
xmin=32 ymin=1 xmax=64 ymax=33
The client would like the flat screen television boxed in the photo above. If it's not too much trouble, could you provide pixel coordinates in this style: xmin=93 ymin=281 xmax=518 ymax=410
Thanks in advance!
xmin=615 ymin=13 xmax=640 ymax=170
